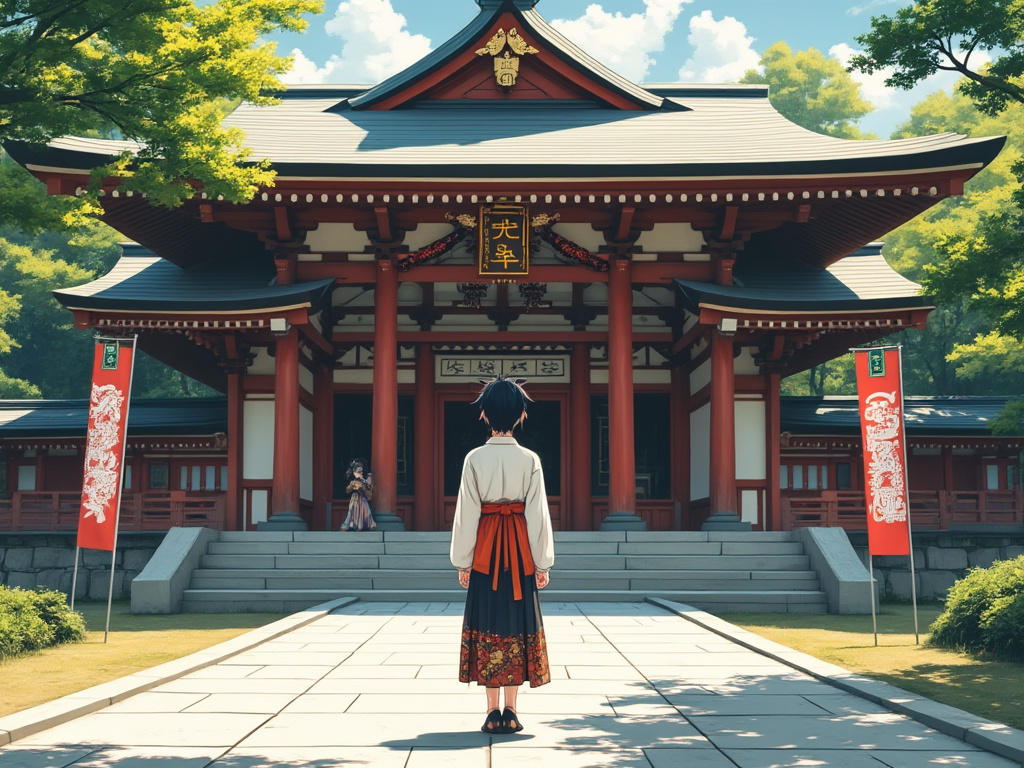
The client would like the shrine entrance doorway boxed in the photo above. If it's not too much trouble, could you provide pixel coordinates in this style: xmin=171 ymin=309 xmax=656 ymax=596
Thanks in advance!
xmin=438 ymin=391 xmax=567 ymax=531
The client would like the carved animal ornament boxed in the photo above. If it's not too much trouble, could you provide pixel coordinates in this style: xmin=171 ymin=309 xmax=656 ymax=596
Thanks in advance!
xmin=475 ymin=28 xmax=539 ymax=87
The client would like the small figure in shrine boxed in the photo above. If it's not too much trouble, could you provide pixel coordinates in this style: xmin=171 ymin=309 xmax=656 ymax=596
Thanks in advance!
xmin=341 ymin=458 xmax=376 ymax=531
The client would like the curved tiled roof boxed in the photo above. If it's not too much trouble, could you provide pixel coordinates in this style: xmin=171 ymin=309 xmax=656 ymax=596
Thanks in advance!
xmin=24 ymin=91 xmax=1002 ymax=182
xmin=54 ymin=247 xmax=334 ymax=314
xmin=0 ymin=397 xmax=227 ymax=438
xmin=781 ymin=396 xmax=1015 ymax=437
xmin=674 ymin=244 xmax=930 ymax=314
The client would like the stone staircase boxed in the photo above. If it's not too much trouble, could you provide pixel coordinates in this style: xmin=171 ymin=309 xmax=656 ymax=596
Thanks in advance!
xmin=181 ymin=530 xmax=829 ymax=614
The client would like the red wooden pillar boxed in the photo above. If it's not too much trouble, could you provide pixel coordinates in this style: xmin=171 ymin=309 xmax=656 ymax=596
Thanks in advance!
xmin=601 ymin=257 xmax=645 ymax=531
xmin=413 ymin=343 xmax=435 ymax=531
xmin=262 ymin=325 xmax=305 ymax=530
xmin=703 ymin=329 xmax=750 ymax=530
xmin=225 ymin=371 xmax=243 ymax=531
xmin=313 ymin=363 xmax=334 ymax=531
xmin=766 ymin=373 xmax=782 ymax=531
xmin=570 ymin=342 xmax=592 ymax=531
xmin=35 ymin=448 xmax=46 ymax=491
xmin=670 ymin=365 xmax=689 ymax=530
xmin=371 ymin=257 xmax=405 ymax=530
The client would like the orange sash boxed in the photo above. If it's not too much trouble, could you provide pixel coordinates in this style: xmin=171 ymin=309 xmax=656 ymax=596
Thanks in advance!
xmin=472 ymin=502 xmax=535 ymax=601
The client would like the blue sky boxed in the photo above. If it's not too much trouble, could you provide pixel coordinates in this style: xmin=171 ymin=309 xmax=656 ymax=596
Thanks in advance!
xmin=272 ymin=0 xmax=965 ymax=138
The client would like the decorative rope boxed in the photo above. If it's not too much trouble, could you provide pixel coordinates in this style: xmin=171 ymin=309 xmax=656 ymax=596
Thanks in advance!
xmin=397 ymin=213 xmax=476 ymax=271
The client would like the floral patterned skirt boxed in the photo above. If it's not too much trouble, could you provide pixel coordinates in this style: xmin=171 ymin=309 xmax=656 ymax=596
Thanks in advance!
xmin=459 ymin=555 xmax=550 ymax=688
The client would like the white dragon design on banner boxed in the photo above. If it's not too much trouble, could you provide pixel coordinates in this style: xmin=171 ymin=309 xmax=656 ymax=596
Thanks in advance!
xmin=82 ymin=382 xmax=126 ymax=525
xmin=863 ymin=390 xmax=908 ymax=524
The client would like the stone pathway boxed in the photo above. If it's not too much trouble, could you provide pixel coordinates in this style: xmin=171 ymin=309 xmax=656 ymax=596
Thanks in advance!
xmin=1 ymin=601 xmax=1020 ymax=767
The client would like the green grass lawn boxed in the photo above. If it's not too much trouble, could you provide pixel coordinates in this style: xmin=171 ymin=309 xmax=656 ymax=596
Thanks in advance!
xmin=721 ymin=602 xmax=1024 ymax=731
xmin=0 ymin=602 xmax=283 ymax=717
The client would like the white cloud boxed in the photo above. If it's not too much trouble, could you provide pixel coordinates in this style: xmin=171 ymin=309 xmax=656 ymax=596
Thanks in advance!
xmin=829 ymin=42 xmax=990 ymax=135
xmin=282 ymin=0 xmax=432 ymax=85
xmin=677 ymin=11 xmax=761 ymax=83
xmin=550 ymin=0 xmax=689 ymax=83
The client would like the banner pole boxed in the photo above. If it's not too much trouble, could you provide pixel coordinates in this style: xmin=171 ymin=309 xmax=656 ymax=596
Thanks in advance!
xmin=897 ymin=345 xmax=921 ymax=645
xmin=103 ymin=335 xmax=137 ymax=644
xmin=70 ymin=546 xmax=81 ymax=612
xmin=869 ymin=554 xmax=878 ymax=647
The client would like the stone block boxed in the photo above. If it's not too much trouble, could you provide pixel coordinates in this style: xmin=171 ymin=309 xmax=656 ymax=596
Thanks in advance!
xmin=6 ymin=571 xmax=38 ymax=589
xmin=1002 ymin=545 xmax=1024 ymax=561
xmin=886 ymin=570 xmax=916 ymax=600
xmin=4 ymin=548 xmax=34 ymax=571
xmin=926 ymin=546 xmax=968 ymax=571
xmin=89 ymin=569 xmax=126 ymax=600
xmin=32 ymin=546 xmax=75 ymax=569
xmin=968 ymin=547 xmax=1002 ymax=569
xmin=0 ymin=547 xmax=5 ymax=566
xmin=60 ymin=570 xmax=89 ymax=599
xmin=34 ymin=569 xmax=63 ymax=591
xmin=919 ymin=570 xmax=958 ymax=600
xmin=83 ymin=548 xmax=117 ymax=567
xmin=122 ymin=548 xmax=154 ymax=572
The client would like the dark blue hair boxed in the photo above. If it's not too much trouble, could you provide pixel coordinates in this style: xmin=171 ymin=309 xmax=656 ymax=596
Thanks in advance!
xmin=473 ymin=377 xmax=532 ymax=433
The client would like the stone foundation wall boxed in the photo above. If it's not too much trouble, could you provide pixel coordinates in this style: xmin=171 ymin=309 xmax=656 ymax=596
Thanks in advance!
xmin=847 ymin=531 xmax=1024 ymax=601
xmin=0 ymin=532 xmax=166 ymax=601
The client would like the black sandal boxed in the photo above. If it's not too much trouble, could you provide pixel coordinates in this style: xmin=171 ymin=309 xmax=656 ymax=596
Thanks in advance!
xmin=481 ymin=708 xmax=503 ymax=734
xmin=502 ymin=706 xmax=523 ymax=733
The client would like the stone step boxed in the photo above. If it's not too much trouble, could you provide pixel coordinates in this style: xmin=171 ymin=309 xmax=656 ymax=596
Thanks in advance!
xmin=197 ymin=553 xmax=812 ymax=572
xmin=205 ymin=540 xmax=806 ymax=557
xmin=189 ymin=571 xmax=820 ymax=592
xmin=181 ymin=588 xmax=828 ymax=613
xmin=216 ymin=530 xmax=798 ymax=544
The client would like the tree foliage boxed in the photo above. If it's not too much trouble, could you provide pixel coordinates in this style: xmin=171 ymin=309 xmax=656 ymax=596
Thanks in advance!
xmin=741 ymin=42 xmax=874 ymax=139
xmin=849 ymin=0 xmax=1024 ymax=116
xmin=0 ymin=0 xmax=322 ymax=208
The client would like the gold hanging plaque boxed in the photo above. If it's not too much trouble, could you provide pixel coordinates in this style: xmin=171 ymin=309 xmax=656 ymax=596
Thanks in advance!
xmin=479 ymin=204 xmax=530 ymax=277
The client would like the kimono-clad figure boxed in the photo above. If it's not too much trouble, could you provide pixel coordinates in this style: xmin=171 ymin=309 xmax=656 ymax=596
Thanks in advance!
xmin=450 ymin=376 xmax=555 ymax=735
xmin=341 ymin=458 xmax=376 ymax=531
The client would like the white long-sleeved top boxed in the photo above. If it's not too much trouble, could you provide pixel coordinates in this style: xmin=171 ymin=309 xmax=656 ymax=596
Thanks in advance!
xmin=449 ymin=436 xmax=555 ymax=572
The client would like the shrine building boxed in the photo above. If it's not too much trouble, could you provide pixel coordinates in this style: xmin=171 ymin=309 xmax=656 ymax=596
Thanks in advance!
xmin=5 ymin=0 xmax=1006 ymax=534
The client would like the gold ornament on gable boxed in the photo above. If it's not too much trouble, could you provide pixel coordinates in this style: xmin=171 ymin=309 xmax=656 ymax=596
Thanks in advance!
xmin=475 ymin=27 xmax=539 ymax=88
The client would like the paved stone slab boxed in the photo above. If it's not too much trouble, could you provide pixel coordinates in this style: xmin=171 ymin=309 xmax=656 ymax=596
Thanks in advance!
xmin=211 ymin=747 xmax=411 ymax=767
xmin=237 ymin=713 xmax=491 ymax=748
xmin=15 ymin=712 xmax=270 ymax=747
xmin=690 ymin=713 xmax=984 ymax=752
xmin=3 ymin=599 xmax=1022 ymax=768
xmin=0 ymin=746 xmax=98 ymax=768
xmin=671 ymin=693 xmax=832 ymax=717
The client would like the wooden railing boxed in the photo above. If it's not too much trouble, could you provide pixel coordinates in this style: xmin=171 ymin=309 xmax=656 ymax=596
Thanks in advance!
xmin=0 ymin=491 xmax=227 ymax=532
xmin=782 ymin=489 xmax=1024 ymax=531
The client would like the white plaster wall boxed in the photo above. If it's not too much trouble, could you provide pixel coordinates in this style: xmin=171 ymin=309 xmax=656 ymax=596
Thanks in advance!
xmin=636 ymin=223 xmax=705 ymax=253
xmin=249 ymin=348 xmax=275 ymax=376
xmin=735 ymin=348 xmax=761 ymax=375
xmin=300 ymin=404 xmax=313 ymax=501
xmin=304 ymin=223 xmax=368 ymax=253
xmin=243 ymin=400 xmax=275 ymax=479
xmin=299 ymin=364 xmax=314 ymax=395
xmin=552 ymin=223 xmax=603 ymax=252
xmin=740 ymin=489 xmax=761 ymax=525
xmin=690 ymin=402 xmax=711 ymax=500
xmin=690 ymin=359 xmax=711 ymax=394
xmin=334 ymin=369 xmax=415 ymax=384
xmin=735 ymin=400 xmax=766 ymax=480
xmin=246 ymin=490 xmax=268 ymax=528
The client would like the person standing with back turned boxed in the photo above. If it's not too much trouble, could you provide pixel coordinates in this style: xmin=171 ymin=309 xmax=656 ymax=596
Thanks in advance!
xmin=450 ymin=376 xmax=554 ymax=735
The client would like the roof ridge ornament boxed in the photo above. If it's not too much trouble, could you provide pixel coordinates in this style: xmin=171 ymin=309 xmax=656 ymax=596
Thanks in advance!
xmin=476 ymin=27 xmax=539 ymax=88
xmin=476 ymin=0 xmax=540 ymax=9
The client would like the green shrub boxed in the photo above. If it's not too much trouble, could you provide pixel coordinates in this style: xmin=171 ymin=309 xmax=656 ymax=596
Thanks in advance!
xmin=0 ymin=587 xmax=86 ymax=659
xmin=929 ymin=555 xmax=1024 ymax=660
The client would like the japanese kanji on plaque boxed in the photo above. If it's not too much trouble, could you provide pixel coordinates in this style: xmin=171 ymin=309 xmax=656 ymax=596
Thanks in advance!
xmin=479 ymin=204 xmax=530 ymax=277
xmin=854 ymin=346 xmax=912 ymax=557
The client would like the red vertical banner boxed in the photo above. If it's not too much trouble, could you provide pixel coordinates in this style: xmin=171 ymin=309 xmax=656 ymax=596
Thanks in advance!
xmin=854 ymin=347 xmax=911 ymax=556
xmin=77 ymin=338 xmax=135 ymax=551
